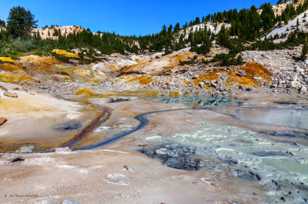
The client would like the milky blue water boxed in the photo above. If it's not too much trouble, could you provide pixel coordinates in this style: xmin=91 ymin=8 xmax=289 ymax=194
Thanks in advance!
xmin=157 ymin=96 xmax=308 ymax=203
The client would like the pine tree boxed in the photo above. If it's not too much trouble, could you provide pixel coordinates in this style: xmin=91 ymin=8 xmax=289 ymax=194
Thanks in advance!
xmin=161 ymin=25 xmax=167 ymax=34
xmin=217 ymin=25 xmax=230 ymax=47
xmin=174 ymin=23 xmax=181 ymax=32
xmin=167 ymin=25 xmax=173 ymax=34
xmin=0 ymin=19 xmax=5 ymax=27
xmin=260 ymin=3 xmax=275 ymax=31
xmin=7 ymin=6 xmax=37 ymax=38
xmin=194 ymin=17 xmax=201 ymax=24
xmin=248 ymin=6 xmax=261 ymax=39
xmin=301 ymin=37 xmax=308 ymax=60
xmin=190 ymin=29 xmax=212 ymax=54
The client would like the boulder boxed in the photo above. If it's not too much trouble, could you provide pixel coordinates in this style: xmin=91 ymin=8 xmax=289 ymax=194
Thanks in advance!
xmin=105 ymin=173 xmax=129 ymax=186
xmin=108 ymin=97 xmax=130 ymax=103
xmin=3 ymin=91 xmax=18 ymax=98
xmin=10 ymin=157 xmax=25 ymax=163
xmin=300 ymin=86 xmax=307 ymax=94
xmin=0 ymin=117 xmax=7 ymax=126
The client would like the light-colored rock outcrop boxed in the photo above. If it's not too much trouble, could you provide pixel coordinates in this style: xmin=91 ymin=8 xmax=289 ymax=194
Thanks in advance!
xmin=32 ymin=25 xmax=84 ymax=40
xmin=267 ymin=11 xmax=308 ymax=42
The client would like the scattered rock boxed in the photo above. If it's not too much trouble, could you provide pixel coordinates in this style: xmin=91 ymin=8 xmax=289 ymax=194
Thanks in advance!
xmin=233 ymin=169 xmax=261 ymax=181
xmin=16 ymin=145 xmax=35 ymax=154
xmin=55 ymin=147 xmax=72 ymax=153
xmin=108 ymin=97 xmax=130 ymax=103
xmin=291 ymin=77 xmax=301 ymax=89
xmin=300 ymin=86 xmax=307 ymax=94
xmin=123 ymin=165 xmax=129 ymax=171
xmin=140 ymin=143 xmax=204 ymax=171
xmin=105 ymin=173 xmax=129 ymax=186
xmin=10 ymin=157 xmax=25 ymax=163
xmin=54 ymin=120 xmax=82 ymax=131
xmin=145 ymin=135 xmax=162 ymax=142
xmin=0 ymin=117 xmax=7 ymax=126
xmin=3 ymin=91 xmax=18 ymax=98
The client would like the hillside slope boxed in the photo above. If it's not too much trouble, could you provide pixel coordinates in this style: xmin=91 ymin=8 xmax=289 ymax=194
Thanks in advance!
xmin=267 ymin=10 xmax=308 ymax=42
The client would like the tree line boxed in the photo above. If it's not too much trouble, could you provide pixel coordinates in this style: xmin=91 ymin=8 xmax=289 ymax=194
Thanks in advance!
xmin=0 ymin=1 xmax=307 ymax=58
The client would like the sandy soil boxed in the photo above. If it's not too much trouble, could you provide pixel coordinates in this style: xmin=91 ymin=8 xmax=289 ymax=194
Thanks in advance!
xmin=0 ymin=149 xmax=265 ymax=204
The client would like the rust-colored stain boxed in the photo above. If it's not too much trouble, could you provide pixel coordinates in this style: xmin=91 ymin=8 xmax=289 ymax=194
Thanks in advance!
xmin=226 ymin=71 xmax=258 ymax=88
xmin=226 ymin=62 xmax=272 ymax=88
xmin=241 ymin=62 xmax=272 ymax=82
xmin=128 ymin=75 xmax=153 ymax=85
xmin=192 ymin=63 xmax=272 ymax=90
xmin=192 ymin=69 xmax=222 ymax=87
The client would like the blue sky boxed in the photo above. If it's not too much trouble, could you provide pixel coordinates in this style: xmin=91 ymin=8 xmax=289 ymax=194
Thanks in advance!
xmin=0 ymin=0 xmax=277 ymax=36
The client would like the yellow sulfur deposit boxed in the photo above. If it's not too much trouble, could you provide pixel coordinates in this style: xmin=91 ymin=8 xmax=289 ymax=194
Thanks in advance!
xmin=73 ymin=68 xmax=92 ymax=79
xmin=75 ymin=87 xmax=98 ymax=97
xmin=52 ymin=49 xmax=79 ymax=59
xmin=128 ymin=75 xmax=153 ymax=85
xmin=101 ymin=90 xmax=160 ymax=97
xmin=19 ymin=55 xmax=59 ymax=73
xmin=0 ymin=57 xmax=15 ymax=63
xmin=172 ymin=51 xmax=194 ymax=65
xmin=0 ymin=71 xmax=32 ymax=83
xmin=0 ymin=63 xmax=22 ymax=72
xmin=169 ymin=90 xmax=180 ymax=97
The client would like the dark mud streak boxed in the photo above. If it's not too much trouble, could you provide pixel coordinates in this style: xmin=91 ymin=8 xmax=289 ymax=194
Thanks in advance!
xmin=62 ymin=107 xmax=112 ymax=148
xmin=77 ymin=108 xmax=194 ymax=150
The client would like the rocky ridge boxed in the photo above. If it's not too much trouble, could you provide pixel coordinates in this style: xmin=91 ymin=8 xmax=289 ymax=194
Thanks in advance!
xmin=1 ymin=45 xmax=306 ymax=100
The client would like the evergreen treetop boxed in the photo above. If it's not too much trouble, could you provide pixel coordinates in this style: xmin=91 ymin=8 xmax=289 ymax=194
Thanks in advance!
xmin=7 ymin=6 xmax=38 ymax=38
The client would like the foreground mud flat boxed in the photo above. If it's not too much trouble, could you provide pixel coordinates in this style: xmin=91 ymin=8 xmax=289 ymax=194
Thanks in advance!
xmin=0 ymin=150 xmax=265 ymax=204
xmin=0 ymin=84 xmax=307 ymax=203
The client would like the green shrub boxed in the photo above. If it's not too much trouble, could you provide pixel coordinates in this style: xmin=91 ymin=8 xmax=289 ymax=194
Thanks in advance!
xmin=213 ymin=53 xmax=244 ymax=66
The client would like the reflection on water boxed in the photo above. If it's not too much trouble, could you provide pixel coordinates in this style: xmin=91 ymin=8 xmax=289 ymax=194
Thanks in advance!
xmin=233 ymin=107 xmax=308 ymax=130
